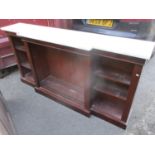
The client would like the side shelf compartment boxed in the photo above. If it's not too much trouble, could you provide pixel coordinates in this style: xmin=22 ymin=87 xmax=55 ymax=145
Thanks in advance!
xmin=0 ymin=37 xmax=17 ymax=71
xmin=9 ymin=36 xmax=36 ymax=86
xmin=90 ymin=50 xmax=144 ymax=128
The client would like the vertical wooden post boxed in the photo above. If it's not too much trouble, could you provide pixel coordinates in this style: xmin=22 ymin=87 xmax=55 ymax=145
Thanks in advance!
xmin=121 ymin=65 xmax=143 ymax=122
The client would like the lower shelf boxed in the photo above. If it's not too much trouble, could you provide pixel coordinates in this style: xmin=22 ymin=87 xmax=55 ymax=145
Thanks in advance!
xmin=93 ymin=79 xmax=128 ymax=101
xmin=91 ymin=99 xmax=124 ymax=120
xmin=21 ymin=62 xmax=31 ymax=69
xmin=25 ymin=72 xmax=34 ymax=82
xmin=21 ymin=72 xmax=35 ymax=86
xmin=35 ymin=86 xmax=90 ymax=116
xmin=15 ymin=45 xmax=26 ymax=52
xmin=91 ymin=99 xmax=126 ymax=128
xmin=40 ymin=75 xmax=84 ymax=105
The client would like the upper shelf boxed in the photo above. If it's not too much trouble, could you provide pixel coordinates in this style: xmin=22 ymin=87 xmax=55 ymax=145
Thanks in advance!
xmin=1 ymin=23 xmax=155 ymax=60
xmin=94 ymin=69 xmax=131 ymax=86
xmin=15 ymin=45 xmax=26 ymax=52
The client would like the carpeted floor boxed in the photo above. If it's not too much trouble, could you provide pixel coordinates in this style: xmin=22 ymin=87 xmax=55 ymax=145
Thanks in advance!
xmin=0 ymin=55 xmax=155 ymax=134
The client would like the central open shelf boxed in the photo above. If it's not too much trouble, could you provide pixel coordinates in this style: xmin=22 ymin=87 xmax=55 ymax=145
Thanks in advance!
xmin=27 ymin=42 xmax=90 ymax=114
xmin=40 ymin=75 xmax=84 ymax=105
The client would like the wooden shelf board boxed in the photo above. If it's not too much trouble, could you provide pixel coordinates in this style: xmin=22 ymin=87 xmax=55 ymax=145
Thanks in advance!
xmin=21 ymin=62 xmax=31 ymax=69
xmin=35 ymin=87 xmax=90 ymax=116
xmin=1 ymin=63 xmax=17 ymax=70
xmin=15 ymin=45 xmax=26 ymax=52
xmin=91 ymin=99 xmax=124 ymax=120
xmin=93 ymin=82 xmax=128 ymax=101
xmin=94 ymin=68 xmax=131 ymax=85
xmin=40 ymin=75 xmax=84 ymax=105
xmin=24 ymin=72 xmax=34 ymax=82
xmin=21 ymin=72 xmax=35 ymax=86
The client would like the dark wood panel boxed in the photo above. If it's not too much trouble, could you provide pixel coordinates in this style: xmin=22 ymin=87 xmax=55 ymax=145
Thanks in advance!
xmin=121 ymin=65 xmax=143 ymax=121
xmin=22 ymin=38 xmax=90 ymax=57
xmin=45 ymin=47 xmax=89 ymax=88
xmin=28 ymin=43 xmax=50 ymax=82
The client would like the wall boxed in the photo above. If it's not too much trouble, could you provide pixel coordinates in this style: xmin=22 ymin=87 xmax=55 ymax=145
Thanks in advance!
xmin=0 ymin=19 xmax=55 ymax=37
xmin=0 ymin=19 xmax=73 ymax=37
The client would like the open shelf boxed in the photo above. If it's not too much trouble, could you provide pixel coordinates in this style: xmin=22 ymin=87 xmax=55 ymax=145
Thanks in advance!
xmin=16 ymin=50 xmax=31 ymax=69
xmin=23 ymin=71 xmax=34 ymax=82
xmin=15 ymin=45 xmax=26 ymax=52
xmin=21 ymin=67 xmax=35 ymax=85
xmin=21 ymin=62 xmax=31 ymax=69
xmin=12 ymin=37 xmax=24 ymax=48
xmin=93 ymin=79 xmax=128 ymax=101
xmin=40 ymin=75 xmax=84 ymax=105
xmin=91 ymin=98 xmax=124 ymax=120
xmin=94 ymin=68 xmax=131 ymax=85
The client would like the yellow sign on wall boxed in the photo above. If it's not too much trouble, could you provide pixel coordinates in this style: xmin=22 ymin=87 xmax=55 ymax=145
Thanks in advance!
xmin=87 ymin=19 xmax=113 ymax=27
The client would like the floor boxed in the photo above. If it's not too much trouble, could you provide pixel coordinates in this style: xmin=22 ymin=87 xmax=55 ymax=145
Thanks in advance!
xmin=0 ymin=56 xmax=155 ymax=134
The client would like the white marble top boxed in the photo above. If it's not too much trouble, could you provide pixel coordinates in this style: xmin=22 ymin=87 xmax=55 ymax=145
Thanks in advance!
xmin=1 ymin=23 xmax=155 ymax=60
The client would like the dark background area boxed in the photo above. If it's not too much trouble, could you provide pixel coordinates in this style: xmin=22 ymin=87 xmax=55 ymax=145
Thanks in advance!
xmin=0 ymin=19 xmax=155 ymax=41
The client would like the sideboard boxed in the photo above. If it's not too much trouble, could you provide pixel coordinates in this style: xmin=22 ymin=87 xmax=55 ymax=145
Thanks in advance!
xmin=1 ymin=23 xmax=154 ymax=129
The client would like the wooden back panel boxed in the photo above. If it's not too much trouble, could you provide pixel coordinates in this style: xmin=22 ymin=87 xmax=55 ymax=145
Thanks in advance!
xmin=46 ymin=47 xmax=89 ymax=88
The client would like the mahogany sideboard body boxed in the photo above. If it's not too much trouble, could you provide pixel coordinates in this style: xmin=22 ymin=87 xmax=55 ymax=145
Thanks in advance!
xmin=6 ymin=32 xmax=145 ymax=129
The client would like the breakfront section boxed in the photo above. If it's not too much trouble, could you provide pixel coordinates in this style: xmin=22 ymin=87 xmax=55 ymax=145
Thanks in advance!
xmin=8 ymin=35 xmax=36 ymax=86
xmin=90 ymin=50 xmax=145 ymax=128
xmin=23 ymin=40 xmax=91 ymax=116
